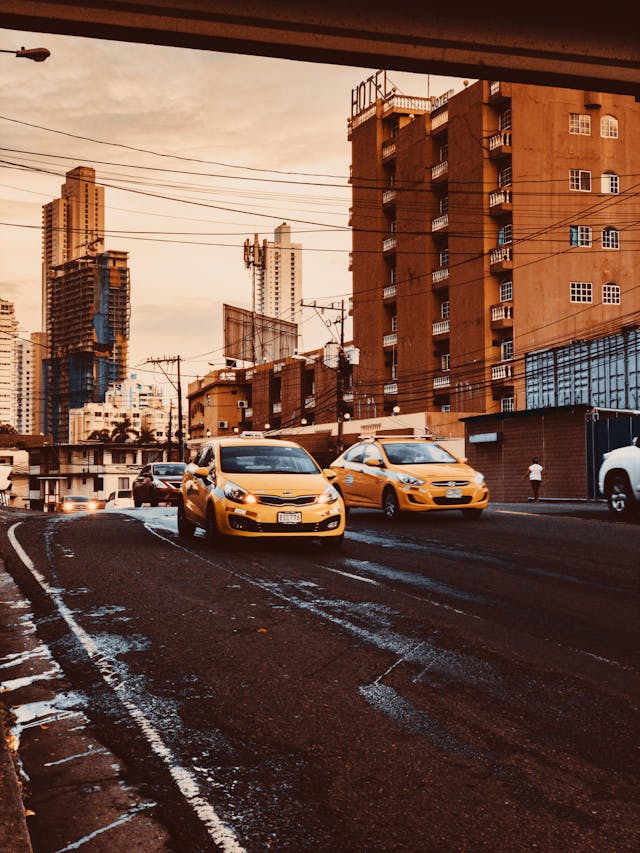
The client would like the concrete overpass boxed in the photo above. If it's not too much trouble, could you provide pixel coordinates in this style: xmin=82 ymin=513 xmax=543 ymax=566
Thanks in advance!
xmin=1 ymin=1 xmax=639 ymax=98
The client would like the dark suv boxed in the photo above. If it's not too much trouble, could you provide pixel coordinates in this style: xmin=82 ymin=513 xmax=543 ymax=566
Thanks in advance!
xmin=132 ymin=462 xmax=186 ymax=507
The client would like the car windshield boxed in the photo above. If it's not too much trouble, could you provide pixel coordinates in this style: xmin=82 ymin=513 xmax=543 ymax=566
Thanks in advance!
xmin=152 ymin=464 xmax=185 ymax=477
xmin=65 ymin=495 xmax=89 ymax=502
xmin=382 ymin=442 xmax=458 ymax=465
xmin=220 ymin=445 xmax=320 ymax=475
xmin=118 ymin=490 xmax=132 ymax=497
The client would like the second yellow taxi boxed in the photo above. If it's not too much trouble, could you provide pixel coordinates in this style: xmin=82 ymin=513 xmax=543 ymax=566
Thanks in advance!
xmin=330 ymin=434 xmax=489 ymax=520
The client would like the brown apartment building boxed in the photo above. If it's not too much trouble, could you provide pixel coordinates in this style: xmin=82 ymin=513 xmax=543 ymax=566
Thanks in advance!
xmin=348 ymin=78 xmax=640 ymax=419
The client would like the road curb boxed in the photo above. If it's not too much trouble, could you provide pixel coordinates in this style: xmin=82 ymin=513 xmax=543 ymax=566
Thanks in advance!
xmin=0 ymin=701 xmax=34 ymax=853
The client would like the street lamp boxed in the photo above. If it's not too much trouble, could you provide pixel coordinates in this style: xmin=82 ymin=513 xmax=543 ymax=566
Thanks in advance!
xmin=1 ymin=46 xmax=50 ymax=62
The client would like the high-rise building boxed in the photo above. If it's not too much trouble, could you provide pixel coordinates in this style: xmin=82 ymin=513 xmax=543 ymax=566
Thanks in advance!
xmin=348 ymin=78 xmax=640 ymax=417
xmin=46 ymin=251 xmax=130 ymax=442
xmin=15 ymin=332 xmax=34 ymax=434
xmin=0 ymin=299 xmax=18 ymax=427
xmin=255 ymin=222 xmax=303 ymax=325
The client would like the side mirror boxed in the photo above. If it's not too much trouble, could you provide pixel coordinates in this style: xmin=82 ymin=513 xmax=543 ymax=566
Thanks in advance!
xmin=364 ymin=457 xmax=382 ymax=467
xmin=323 ymin=469 xmax=337 ymax=481
xmin=194 ymin=466 xmax=212 ymax=480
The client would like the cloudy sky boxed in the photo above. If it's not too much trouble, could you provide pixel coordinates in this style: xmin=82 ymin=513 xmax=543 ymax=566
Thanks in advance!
xmin=0 ymin=26 xmax=465 ymax=393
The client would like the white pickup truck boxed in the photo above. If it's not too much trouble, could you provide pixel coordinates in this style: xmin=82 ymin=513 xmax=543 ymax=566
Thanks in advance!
xmin=598 ymin=437 xmax=640 ymax=516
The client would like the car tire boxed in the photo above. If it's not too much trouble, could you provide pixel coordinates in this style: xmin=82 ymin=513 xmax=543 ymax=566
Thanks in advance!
xmin=462 ymin=508 xmax=483 ymax=519
xmin=205 ymin=504 xmax=221 ymax=546
xmin=177 ymin=500 xmax=195 ymax=538
xmin=606 ymin=471 xmax=635 ymax=517
xmin=382 ymin=487 xmax=401 ymax=521
xmin=134 ymin=498 xmax=142 ymax=508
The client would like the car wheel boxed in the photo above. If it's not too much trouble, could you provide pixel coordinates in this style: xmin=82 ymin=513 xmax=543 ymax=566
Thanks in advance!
xmin=134 ymin=498 xmax=142 ymax=508
xmin=382 ymin=487 xmax=401 ymax=521
xmin=205 ymin=504 xmax=221 ymax=546
xmin=177 ymin=500 xmax=195 ymax=538
xmin=606 ymin=472 xmax=635 ymax=517
xmin=462 ymin=508 xmax=483 ymax=519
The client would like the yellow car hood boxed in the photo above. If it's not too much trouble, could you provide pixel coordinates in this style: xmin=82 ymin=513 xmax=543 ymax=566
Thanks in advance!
xmin=223 ymin=472 xmax=329 ymax=496
xmin=397 ymin=463 xmax=476 ymax=481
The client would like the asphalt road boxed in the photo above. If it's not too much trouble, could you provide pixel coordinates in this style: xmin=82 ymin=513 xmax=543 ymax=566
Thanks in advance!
xmin=1 ymin=503 xmax=638 ymax=853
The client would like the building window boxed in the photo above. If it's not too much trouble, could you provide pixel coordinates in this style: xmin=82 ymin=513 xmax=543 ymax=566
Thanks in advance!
xmin=391 ymin=315 xmax=397 ymax=331
xmin=441 ymin=301 xmax=450 ymax=319
xmin=498 ymin=224 xmax=512 ymax=246
xmin=501 ymin=396 xmax=515 ymax=413
xmin=441 ymin=353 xmax=450 ymax=371
xmin=498 ymin=165 xmax=512 ymax=188
xmin=570 ymin=169 xmax=591 ymax=191
xmin=600 ymin=115 xmax=619 ymax=138
xmin=498 ymin=109 xmax=512 ymax=131
xmin=570 ymin=281 xmax=592 ymax=303
xmin=602 ymin=283 xmax=620 ymax=304
xmin=601 ymin=172 xmax=619 ymax=194
xmin=500 ymin=280 xmax=513 ymax=302
xmin=602 ymin=227 xmax=619 ymax=249
xmin=118 ymin=477 xmax=129 ymax=490
xmin=439 ymin=196 xmax=448 ymax=214
xmin=569 ymin=113 xmax=591 ymax=135
xmin=439 ymin=143 xmax=448 ymax=161
xmin=569 ymin=225 xmax=592 ymax=247
xmin=439 ymin=248 xmax=448 ymax=268
xmin=501 ymin=340 xmax=514 ymax=361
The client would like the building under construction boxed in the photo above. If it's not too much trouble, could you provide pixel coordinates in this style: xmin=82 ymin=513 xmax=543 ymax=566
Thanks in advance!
xmin=45 ymin=251 xmax=130 ymax=442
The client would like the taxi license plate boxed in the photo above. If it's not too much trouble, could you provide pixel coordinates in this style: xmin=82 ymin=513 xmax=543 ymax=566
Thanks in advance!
xmin=446 ymin=488 xmax=462 ymax=498
xmin=278 ymin=511 xmax=302 ymax=524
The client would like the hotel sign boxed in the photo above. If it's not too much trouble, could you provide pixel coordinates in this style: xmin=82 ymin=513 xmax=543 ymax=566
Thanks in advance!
xmin=351 ymin=70 xmax=391 ymax=117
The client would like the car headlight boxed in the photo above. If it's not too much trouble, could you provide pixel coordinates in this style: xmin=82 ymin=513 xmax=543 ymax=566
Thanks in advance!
xmin=398 ymin=473 xmax=425 ymax=486
xmin=88 ymin=500 xmax=98 ymax=510
xmin=473 ymin=471 xmax=485 ymax=485
xmin=223 ymin=480 xmax=258 ymax=504
xmin=318 ymin=483 xmax=340 ymax=504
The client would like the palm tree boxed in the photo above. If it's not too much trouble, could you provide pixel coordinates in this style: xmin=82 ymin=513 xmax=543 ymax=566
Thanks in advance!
xmin=110 ymin=415 xmax=139 ymax=444
xmin=138 ymin=425 xmax=157 ymax=444
xmin=87 ymin=428 xmax=112 ymax=442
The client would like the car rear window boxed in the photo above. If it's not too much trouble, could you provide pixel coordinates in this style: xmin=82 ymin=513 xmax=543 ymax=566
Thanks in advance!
xmin=382 ymin=442 xmax=458 ymax=465
xmin=118 ymin=490 xmax=132 ymax=497
xmin=220 ymin=445 xmax=319 ymax=474
xmin=152 ymin=464 xmax=185 ymax=477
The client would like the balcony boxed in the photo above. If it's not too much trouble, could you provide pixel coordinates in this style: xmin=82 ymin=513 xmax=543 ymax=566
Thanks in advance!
xmin=382 ymin=188 xmax=397 ymax=206
xmin=245 ymin=407 xmax=253 ymax=418
xmin=490 ymin=246 xmax=512 ymax=272
xmin=383 ymin=332 xmax=398 ymax=347
xmin=430 ymin=110 xmax=448 ymax=132
xmin=383 ymin=381 xmax=398 ymax=396
xmin=489 ymin=130 xmax=512 ymax=158
xmin=489 ymin=81 xmax=512 ymax=102
xmin=383 ymin=235 xmax=397 ymax=253
xmin=343 ymin=391 xmax=354 ymax=403
xmin=273 ymin=362 xmax=282 ymax=373
xmin=431 ymin=160 xmax=448 ymax=183
xmin=432 ymin=213 xmax=449 ymax=233
xmin=491 ymin=303 xmax=513 ymax=330
xmin=432 ymin=267 xmax=449 ymax=289
xmin=272 ymin=401 xmax=282 ymax=414
xmin=382 ymin=140 xmax=397 ymax=160
xmin=382 ymin=93 xmax=430 ymax=116
xmin=432 ymin=319 xmax=450 ymax=337
xmin=433 ymin=374 xmax=451 ymax=390
xmin=491 ymin=363 xmax=513 ymax=381
xmin=304 ymin=395 xmax=315 ymax=409
xmin=489 ymin=189 xmax=512 ymax=215
xmin=383 ymin=283 xmax=397 ymax=300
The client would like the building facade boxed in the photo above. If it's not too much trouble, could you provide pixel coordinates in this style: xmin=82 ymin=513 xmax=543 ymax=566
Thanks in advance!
xmin=0 ymin=299 xmax=18 ymax=427
xmin=45 ymin=251 xmax=131 ymax=442
xmin=255 ymin=222 xmax=303 ymax=326
xmin=348 ymin=78 xmax=640 ymax=418
xmin=15 ymin=332 xmax=34 ymax=434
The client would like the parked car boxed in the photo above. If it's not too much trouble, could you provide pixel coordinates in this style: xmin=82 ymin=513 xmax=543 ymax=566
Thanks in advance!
xmin=178 ymin=433 xmax=345 ymax=546
xmin=56 ymin=494 xmax=101 ymax=513
xmin=598 ymin=437 xmax=640 ymax=517
xmin=329 ymin=434 xmax=489 ymax=520
xmin=132 ymin=462 xmax=186 ymax=506
xmin=105 ymin=488 xmax=135 ymax=510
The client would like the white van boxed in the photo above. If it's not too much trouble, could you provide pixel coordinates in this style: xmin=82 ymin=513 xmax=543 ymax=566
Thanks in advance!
xmin=105 ymin=489 xmax=135 ymax=510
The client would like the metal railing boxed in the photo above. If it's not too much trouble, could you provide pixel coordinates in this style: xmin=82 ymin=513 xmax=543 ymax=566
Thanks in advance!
xmin=432 ymin=319 xmax=450 ymax=336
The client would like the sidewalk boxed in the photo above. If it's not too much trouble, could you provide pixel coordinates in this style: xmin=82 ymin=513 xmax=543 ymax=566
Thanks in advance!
xmin=0 ymin=702 xmax=33 ymax=853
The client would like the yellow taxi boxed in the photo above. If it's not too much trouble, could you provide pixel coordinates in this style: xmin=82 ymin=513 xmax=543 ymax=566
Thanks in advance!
xmin=178 ymin=433 xmax=345 ymax=546
xmin=330 ymin=434 xmax=489 ymax=520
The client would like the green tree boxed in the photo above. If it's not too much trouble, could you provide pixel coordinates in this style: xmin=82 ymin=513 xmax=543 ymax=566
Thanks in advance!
xmin=110 ymin=416 xmax=139 ymax=444
xmin=87 ymin=428 xmax=112 ymax=442
xmin=138 ymin=425 xmax=157 ymax=444
xmin=0 ymin=423 xmax=18 ymax=434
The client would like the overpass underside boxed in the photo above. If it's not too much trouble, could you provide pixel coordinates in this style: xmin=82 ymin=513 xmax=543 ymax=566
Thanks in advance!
xmin=1 ymin=1 xmax=639 ymax=98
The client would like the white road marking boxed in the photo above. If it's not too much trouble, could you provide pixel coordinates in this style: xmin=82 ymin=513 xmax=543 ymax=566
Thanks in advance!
xmin=8 ymin=522 xmax=245 ymax=853
xmin=325 ymin=568 xmax=379 ymax=585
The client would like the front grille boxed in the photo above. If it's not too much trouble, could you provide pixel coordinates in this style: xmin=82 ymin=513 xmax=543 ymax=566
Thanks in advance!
xmin=433 ymin=495 xmax=472 ymax=506
xmin=257 ymin=494 xmax=316 ymax=506
xmin=431 ymin=480 xmax=470 ymax=487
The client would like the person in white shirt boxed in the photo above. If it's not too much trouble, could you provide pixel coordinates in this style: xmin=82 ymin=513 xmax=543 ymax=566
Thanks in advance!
xmin=522 ymin=457 xmax=543 ymax=502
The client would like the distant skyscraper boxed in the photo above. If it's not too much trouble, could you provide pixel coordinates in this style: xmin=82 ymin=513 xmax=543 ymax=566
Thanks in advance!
xmin=255 ymin=223 xmax=302 ymax=325
xmin=15 ymin=332 xmax=34 ymax=434
xmin=0 ymin=299 xmax=18 ymax=427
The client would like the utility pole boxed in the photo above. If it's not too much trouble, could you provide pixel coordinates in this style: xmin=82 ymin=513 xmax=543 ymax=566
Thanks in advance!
xmin=145 ymin=356 xmax=184 ymax=461
xmin=243 ymin=234 xmax=267 ymax=365
xmin=301 ymin=299 xmax=353 ymax=454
